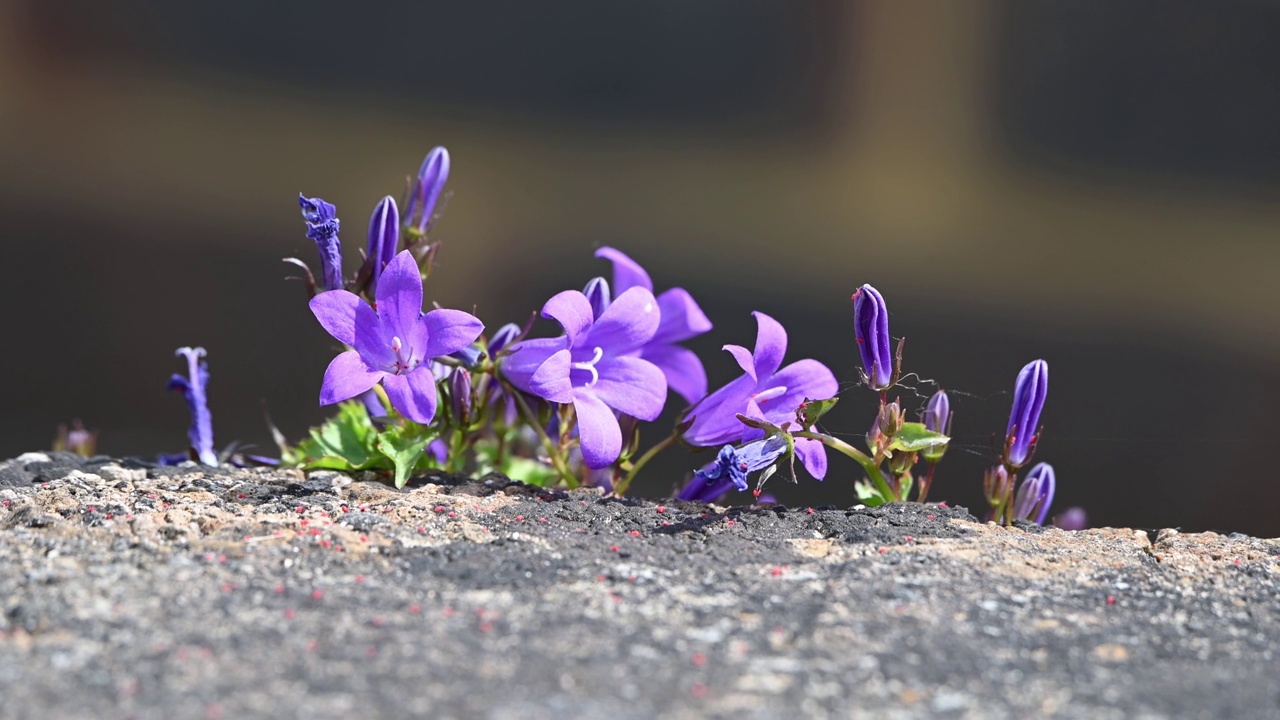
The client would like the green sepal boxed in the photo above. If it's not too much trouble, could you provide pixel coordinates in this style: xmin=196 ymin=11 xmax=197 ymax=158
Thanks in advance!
xmin=885 ymin=422 xmax=949 ymax=454
xmin=796 ymin=396 xmax=838 ymax=426
xmin=735 ymin=413 xmax=783 ymax=435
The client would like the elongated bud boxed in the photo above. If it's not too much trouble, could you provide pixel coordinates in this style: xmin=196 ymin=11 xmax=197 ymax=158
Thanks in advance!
xmin=983 ymin=465 xmax=1011 ymax=507
xmin=407 ymin=146 xmax=451 ymax=234
xmin=1011 ymin=462 xmax=1055 ymax=525
xmin=450 ymin=369 xmax=472 ymax=423
xmin=167 ymin=347 xmax=218 ymax=466
xmin=299 ymin=194 xmax=343 ymax=291
xmin=1005 ymin=359 xmax=1048 ymax=467
xmin=853 ymin=284 xmax=893 ymax=390
xmin=487 ymin=323 xmax=522 ymax=356
xmin=921 ymin=389 xmax=950 ymax=462
xmin=878 ymin=400 xmax=903 ymax=437
xmin=366 ymin=196 xmax=399 ymax=289
xmin=583 ymin=276 xmax=611 ymax=319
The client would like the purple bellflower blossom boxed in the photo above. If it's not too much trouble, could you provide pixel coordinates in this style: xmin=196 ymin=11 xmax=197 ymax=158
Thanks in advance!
xmin=683 ymin=312 xmax=838 ymax=480
xmin=406 ymin=147 xmax=450 ymax=234
xmin=1005 ymin=359 xmax=1048 ymax=467
xmin=501 ymin=286 xmax=667 ymax=469
xmin=308 ymin=250 xmax=484 ymax=424
xmin=299 ymin=194 xmax=344 ymax=292
xmin=853 ymin=284 xmax=893 ymax=390
xmin=1011 ymin=462 xmax=1056 ymax=525
xmin=366 ymin=196 xmax=399 ymax=290
xmin=167 ymin=346 xmax=219 ymax=466
xmin=595 ymin=247 xmax=713 ymax=405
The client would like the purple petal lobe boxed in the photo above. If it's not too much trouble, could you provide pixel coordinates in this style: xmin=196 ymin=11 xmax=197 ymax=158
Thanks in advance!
xmin=501 ymin=338 xmax=570 ymax=396
xmin=741 ymin=397 xmax=767 ymax=442
xmin=375 ymin=251 xmax=424 ymax=335
xmin=319 ymin=351 xmax=383 ymax=406
xmin=351 ymin=300 xmax=394 ymax=370
xmin=794 ymin=436 xmax=828 ymax=480
xmin=382 ymin=369 xmax=439 ymax=424
xmin=541 ymin=290 xmax=595 ymax=346
xmin=756 ymin=359 xmax=839 ymax=424
xmin=421 ymin=309 xmax=485 ymax=359
xmin=595 ymin=246 xmax=653 ymax=294
xmin=683 ymin=374 xmax=756 ymax=447
xmin=572 ymin=389 xmax=623 ymax=469
xmin=309 ymin=290 xmax=362 ymax=345
xmin=722 ymin=344 xmax=757 ymax=381
xmin=640 ymin=343 xmax=707 ymax=405
xmin=590 ymin=356 xmax=667 ymax=421
xmin=587 ymin=286 xmax=660 ymax=353
xmin=750 ymin=312 xmax=788 ymax=380
xmin=529 ymin=349 xmax=575 ymax=404
xmin=651 ymin=287 xmax=712 ymax=344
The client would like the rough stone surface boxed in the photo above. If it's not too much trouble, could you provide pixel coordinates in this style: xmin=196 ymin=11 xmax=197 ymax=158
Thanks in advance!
xmin=0 ymin=454 xmax=1277 ymax=719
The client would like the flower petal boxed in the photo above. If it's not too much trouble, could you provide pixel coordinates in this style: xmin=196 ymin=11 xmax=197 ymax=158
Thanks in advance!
xmin=640 ymin=343 xmax=707 ymax=405
xmin=587 ymin=286 xmax=660 ymax=354
xmin=722 ymin=344 xmax=757 ymax=382
xmin=794 ymin=436 xmax=828 ymax=480
xmin=421 ymin=308 xmax=485 ymax=359
xmin=750 ymin=311 xmax=788 ymax=381
xmin=375 ymin=251 xmax=424 ymax=336
xmin=541 ymin=290 xmax=595 ymax=346
xmin=351 ymin=300 xmax=394 ymax=370
xmin=572 ymin=388 xmax=623 ymax=469
xmin=595 ymin=246 xmax=653 ymax=294
xmin=590 ymin=356 xmax=667 ymax=421
xmin=651 ymin=287 xmax=712 ymax=344
xmin=309 ymin=290 xmax=362 ymax=345
xmin=382 ymin=369 xmax=439 ymax=424
xmin=756 ymin=359 xmax=840 ymax=425
xmin=529 ymin=349 xmax=575 ymax=404
xmin=500 ymin=337 xmax=571 ymax=399
xmin=740 ymin=397 xmax=767 ymax=442
xmin=682 ymin=374 xmax=755 ymax=447
xmin=319 ymin=351 xmax=383 ymax=406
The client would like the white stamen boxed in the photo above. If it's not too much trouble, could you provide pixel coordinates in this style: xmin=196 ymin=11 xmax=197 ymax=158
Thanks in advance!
xmin=571 ymin=346 xmax=605 ymax=387
xmin=752 ymin=385 xmax=788 ymax=403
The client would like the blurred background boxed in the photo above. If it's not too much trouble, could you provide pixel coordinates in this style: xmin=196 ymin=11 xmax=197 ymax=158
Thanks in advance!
xmin=3 ymin=0 xmax=1279 ymax=535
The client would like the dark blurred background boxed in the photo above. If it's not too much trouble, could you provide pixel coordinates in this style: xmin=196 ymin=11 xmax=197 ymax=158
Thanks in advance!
xmin=3 ymin=1 xmax=1279 ymax=536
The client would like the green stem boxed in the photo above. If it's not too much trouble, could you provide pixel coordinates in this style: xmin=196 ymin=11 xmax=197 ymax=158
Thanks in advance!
xmin=614 ymin=432 xmax=678 ymax=497
xmin=507 ymin=384 xmax=579 ymax=489
xmin=793 ymin=430 xmax=897 ymax=502
xmin=445 ymin=429 xmax=468 ymax=474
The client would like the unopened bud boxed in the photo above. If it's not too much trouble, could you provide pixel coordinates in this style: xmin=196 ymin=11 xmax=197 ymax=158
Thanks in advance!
xmin=583 ymin=276 xmax=611 ymax=319
xmin=450 ymin=369 xmax=472 ymax=423
xmin=853 ymin=284 xmax=893 ymax=390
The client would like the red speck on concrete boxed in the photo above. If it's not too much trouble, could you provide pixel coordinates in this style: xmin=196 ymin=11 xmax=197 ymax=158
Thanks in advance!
xmin=221 ymin=583 xmax=233 ymax=593
xmin=690 ymin=683 xmax=708 ymax=698
xmin=370 ymin=616 xmax=384 ymax=628
xmin=692 ymin=652 xmax=707 ymax=667
xmin=443 ymin=606 xmax=455 ymax=617
xmin=360 ymin=535 xmax=368 ymax=543
xmin=770 ymin=566 xmax=788 ymax=577
xmin=238 ymin=494 xmax=246 ymax=499
xmin=656 ymin=506 xmax=666 ymax=514
xmin=284 ymin=608 xmax=295 ymax=620
xmin=661 ymin=521 xmax=671 ymax=526
xmin=434 ymin=506 xmax=445 ymax=514
xmin=597 ymin=575 xmax=606 ymax=582
xmin=366 ymin=645 xmax=379 ymax=658
xmin=312 ymin=589 xmax=325 ymax=601
xmin=296 ymin=506 xmax=305 ymax=514
xmin=904 ymin=536 xmax=914 ymax=543
xmin=341 ymin=505 xmax=349 ymax=513
xmin=355 ymin=575 xmax=364 ymax=584
xmin=409 ymin=604 xmax=421 ymax=614
xmin=273 ymin=584 xmax=285 ymax=594
xmin=218 ymin=555 xmax=226 ymax=564
xmin=1107 ymin=595 xmax=1116 ymax=605
xmin=539 ymin=517 xmax=548 ymax=523
xmin=515 ymin=515 xmax=524 ymax=522
xmin=628 ymin=530 xmax=641 ymax=537
xmin=448 ymin=512 xmax=456 ymax=519
xmin=300 ymin=519 xmax=308 ymax=527
xmin=806 ymin=507 xmax=815 ymax=515
xmin=878 ymin=547 xmax=888 ymax=554
xmin=309 ymin=528 xmax=321 ymax=536
xmin=726 ymin=520 xmax=736 ymax=526
xmin=305 ymin=639 xmax=318 ymax=652
xmin=939 ymin=502 xmax=949 ymax=508
xmin=610 ymin=545 xmax=620 ymax=553
xmin=417 ymin=527 xmax=426 ymax=534
xmin=927 ymin=514 xmax=935 ymax=520
xmin=479 ymin=621 xmax=493 ymax=633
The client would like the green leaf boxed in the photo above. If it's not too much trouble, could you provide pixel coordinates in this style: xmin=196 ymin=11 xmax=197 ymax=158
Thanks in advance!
xmin=287 ymin=400 xmax=386 ymax=471
xmin=885 ymin=422 xmax=949 ymax=454
xmin=376 ymin=430 xmax=434 ymax=489
xmin=502 ymin=456 xmax=561 ymax=487
xmin=854 ymin=480 xmax=889 ymax=507
xmin=796 ymin=397 xmax=838 ymax=426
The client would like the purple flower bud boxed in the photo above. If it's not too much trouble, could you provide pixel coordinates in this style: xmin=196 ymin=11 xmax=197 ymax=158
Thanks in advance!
xmin=1012 ymin=462 xmax=1055 ymax=525
xmin=167 ymin=346 xmax=218 ymax=467
xmin=853 ymin=284 xmax=893 ymax=390
xmin=1054 ymin=506 xmax=1088 ymax=531
xmin=923 ymin=389 xmax=950 ymax=434
xmin=299 ymin=194 xmax=344 ymax=291
xmin=366 ymin=196 xmax=399 ymax=289
xmin=450 ymin=368 xmax=472 ymax=422
xmin=583 ymin=276 xmax=611 ymax=319
xmin=487 ymin=323 xmax=522 ymax=355
xmin=407 ymin=146 xmax=451 ymax=234
xmin=450 ymin=344 xmax=484 ymax=368
xmin=1005 ymin=359 xmax=1048 ymax=467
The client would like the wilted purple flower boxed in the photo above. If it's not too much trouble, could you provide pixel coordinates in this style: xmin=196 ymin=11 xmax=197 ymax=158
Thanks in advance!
xmin=1012 ymin=462 xmax=1056 ymax=525
xmin=1054 ymin=506 xmax=1088 ymax=531
xmin=308 ymin=250 xmax=484 ymax=424
xmin=501 ymin=286 xmax=666 ymax=469
xmin=1005 ymin=359 xmax=1048 ymax=467
xmin=853 ymin=284 xmax=892 ymax=390
xmin=683 ymin=312 xmax=838 ymax=480
xmin=167 ymin=346 xmax=218 ymax=466
xmin=366 ymin=196 xmax=399 ymax=290
xmin=406 ymin=146 xmax=450 ymax=234
xmin=299 ymin=194 xmax=343 ymax=292
xmin=595 ymin=247 xmax=712 ymax=405
xmin=697 ymin=435 xmax=788 ymax=493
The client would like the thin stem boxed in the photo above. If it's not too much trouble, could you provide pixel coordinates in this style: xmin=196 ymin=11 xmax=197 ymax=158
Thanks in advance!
xmin=507 ymin=384 xmax=579 ymax=489
xmin=792 ymin=430 xmax=897 ymax=502
xmin=918 ymin=461 xmax=937 ymax=503
xmin=614 ymin=432 xmax=678 ymax=497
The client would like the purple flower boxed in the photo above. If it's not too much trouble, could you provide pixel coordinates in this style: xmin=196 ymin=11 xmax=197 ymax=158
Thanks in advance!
xmin=1012 ymin=462 xmax=1055 ymax=525
xmin=923 ymin=389 xmax=950 ymax=434
xmin=406 ymin=147 xmax=450 ymax=234
xmin=308 ymin=250 xmax=484 ymax=424
xmin=683 ymin=312 xmax=838 ymax=480
xmin=1005 ymin=359 xmax=1048 ymax=467
xmin=1054 ymin=506 xmax=1087 ymax=531
xmin=366 ymin=196 xmax=399 ymax=290
xmin=299 ymin=194 xmax=344 ymax=292
xmin=595 ymin=247 xmax=712 ymax=405
xmin=501 ymin=286 xmax=667 ymax=469
xmin=853 ymin=284 xmax=892 ymax=390
xmin=167 ymin=346 xmax=218 ymax=466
